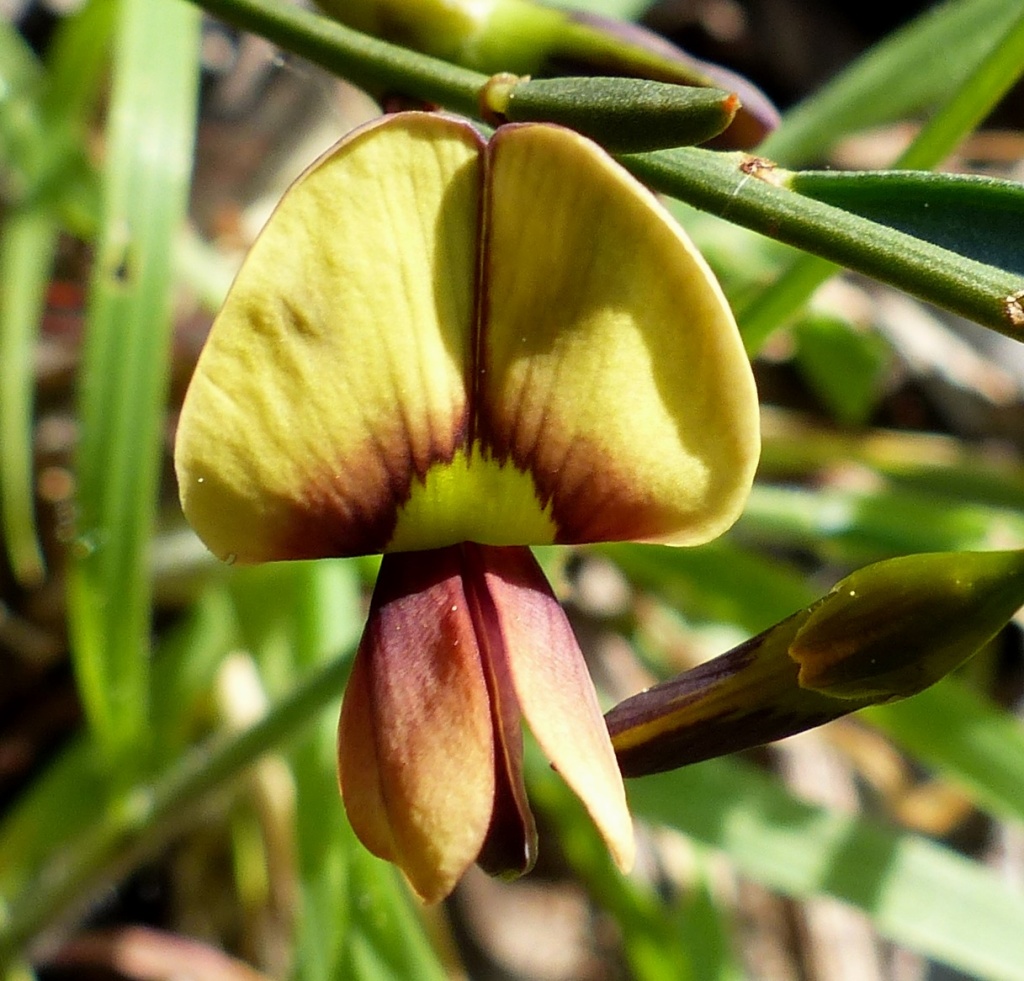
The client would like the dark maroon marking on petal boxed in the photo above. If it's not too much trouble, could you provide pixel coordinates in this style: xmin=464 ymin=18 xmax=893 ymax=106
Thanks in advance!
xmin=461 ymin=543 xmax=538 ymax=879
xmin=276 ymin=404 xmax=471 ymax=560
xmin=491 ymin=424 xmax=686 ymax=546
xmin=544 ymin=436 xmax=683 ymax=544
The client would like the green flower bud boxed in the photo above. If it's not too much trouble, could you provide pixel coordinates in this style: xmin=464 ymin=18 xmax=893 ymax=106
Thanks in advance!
xmin=791 ymin=550 xmax=1024 ymax=700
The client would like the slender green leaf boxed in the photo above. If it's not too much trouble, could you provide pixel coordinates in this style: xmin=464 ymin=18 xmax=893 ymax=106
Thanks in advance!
xmin=621 ymin=146 xmax=1024 ymax=345
xmin=788 ymin=170 xmax=1024 ymax=275
xmin=759 ymin=411 xmax=1024 ymax=513
xmin=600 ymin=540 xmax=812 ymax=634
xmin=545 ymin=0 xmax=654 ymax=18
xmin=0 ymin=586 xmax=236 ymax=902
xmin=738 ymin=483 xmax=1024 ymax=564
xmin=529 ymin=749 xmax=698 ymax=981
xmin=739 ymin=3 xmax=1024 ymax=350
xmin=0 ymin=1 xmax=115 ymax=584
xmin=793 ymin=313 xmax=892 ymax=426
xmin=0 ymin=208 xmax=56 ymax=584
xmin=67 ymin=0 xmax=201 ymax=763
xmin=0 ymin=638 xmax=356 ymax=971
xmin=0 ymin=23 xmax=42 ymax=194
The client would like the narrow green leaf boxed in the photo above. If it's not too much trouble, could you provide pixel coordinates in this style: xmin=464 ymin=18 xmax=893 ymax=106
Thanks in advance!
xmin=600 ymin=540 xmax=813 ymax=635
xmin=676 ymin=857 xmax=743 ymax=981
xmin=793 ymin=313 xmax=891 ymax=426
xmin=738 ymin=3 xmax=1024 ymax=350
xmin=0 ymin=24 xmax=42 ymax=192
xmin=0 ymin=586 xmax=236 ymax=903
xmin=0 ymin=208 xmax=56 ymax=584
xmin=738 ymin=484 xmax=1024 ymax=564
xmin=529 ymin=750 xmax=698 ymax=981
xmin=788 ymin=170 xmax=1024 ymax=275
xmin=0 ymin=638 xmax=356 ymax=972
xmin=68 ymin=0 xmax=200 ymax=763
xmin=620 ymin=147 xmax=1024 ymax=345
xmin=1 ymin=0 xmax=123 ymax=585
xmin=0 ymin=21 xmax=40 ymax=88
xmin=759 ymin=411 xmax=1024 ymax=514
xmin=628 ymin=757 xmax=1024 ymax=981
xmin=489 ymin=75 xmax=738 ymax=151
xmin=39 ymin=0 xmax=118 ymax=121
xmin=544 ymin=0 xmax=653 ymax=18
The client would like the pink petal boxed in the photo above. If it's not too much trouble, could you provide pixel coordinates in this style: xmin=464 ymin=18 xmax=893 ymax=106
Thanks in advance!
xmin=475 ymin=545 xmax=635 ymax=872
xmin=462 ymin=544 xmax=538 ymax=879
xmin=339 ymin=548 xmax=496 ymax=903
xmin=337 ymin=643 xmax=397 ymax=863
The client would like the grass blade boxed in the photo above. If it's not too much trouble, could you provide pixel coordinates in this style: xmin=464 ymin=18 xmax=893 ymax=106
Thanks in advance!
xmin=67 ymin=0 xmax=200 ymax=763
xmin=628 ymin=757 xmax=1024 ymax=980
xmin=0 ymin=208 xmax=56 ymax=584
xmin=762 ymin=0 xmax=1022 ymax=164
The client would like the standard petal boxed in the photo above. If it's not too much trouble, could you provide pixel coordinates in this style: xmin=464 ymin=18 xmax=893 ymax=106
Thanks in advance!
xmin=175 ymin=114 xmax=483 ymax=562
xmin=478 ymin=545 xmax=635 ymax=873
xmin=352 ymin=549 xmax=496 ymax=903
xmin=479 ymin=123 xmax=759 ymax=547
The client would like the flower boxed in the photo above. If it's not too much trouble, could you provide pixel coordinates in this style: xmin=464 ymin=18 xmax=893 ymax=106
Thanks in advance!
xmin=174 ymin=112 xmax=759 ymax=901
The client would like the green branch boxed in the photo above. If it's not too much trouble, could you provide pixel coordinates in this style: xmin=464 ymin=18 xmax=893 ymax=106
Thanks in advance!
xmin=191 ymin=0 xmax=486 ymax=116
xmin=623 ymin=148 xmax=1023 ymax=343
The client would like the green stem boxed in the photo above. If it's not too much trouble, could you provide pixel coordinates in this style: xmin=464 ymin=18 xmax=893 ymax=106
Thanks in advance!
xmin=188 ymin=0 xmax=486 ymax=116
xmin=623 ymin=147 xmax=1022 ymax=342
xmin=0 ymin=648 xmax=352 ymax=970
xmin=737 ymin=6 xmax=1024 ymax=350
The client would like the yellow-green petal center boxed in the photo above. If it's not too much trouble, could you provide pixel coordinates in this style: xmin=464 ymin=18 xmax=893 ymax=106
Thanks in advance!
xmin=388 ymin=447 xmax=556 ymax=552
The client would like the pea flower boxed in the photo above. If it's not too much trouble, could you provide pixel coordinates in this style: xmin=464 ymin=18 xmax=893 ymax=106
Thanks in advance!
xmin=174 ymin=112 xmax=759 ymax=902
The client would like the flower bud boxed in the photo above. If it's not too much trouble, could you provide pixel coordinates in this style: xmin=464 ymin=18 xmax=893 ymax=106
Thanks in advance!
xmin=791 ymin=550 xmax=1024 ymax=700
xmin=607 ymin=550 xmax=1024 ymax=777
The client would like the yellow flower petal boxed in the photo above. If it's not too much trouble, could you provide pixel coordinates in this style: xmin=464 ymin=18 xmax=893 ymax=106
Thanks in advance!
xmin=175 ymin=113 xmax=483 ymax=562
xmin=341 ymin=548 xmax=496 ymax=903
xmin=176 ymin=113 xmax=759 ymax=561
xmin=480 ymin=123 xmax=759 ymax=546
